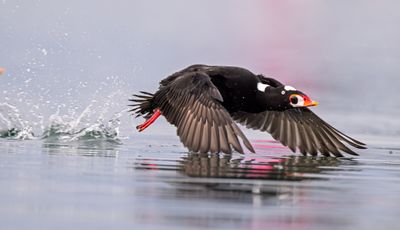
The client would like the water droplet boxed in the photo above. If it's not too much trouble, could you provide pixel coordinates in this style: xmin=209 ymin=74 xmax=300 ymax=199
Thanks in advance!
xmin=41 ymin=48 xmax=48 ymax=56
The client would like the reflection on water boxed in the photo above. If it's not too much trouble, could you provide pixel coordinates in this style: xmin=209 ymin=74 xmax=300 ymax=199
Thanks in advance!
xmin=180 ymin=153 xmax=344 ymax=180
xmin=132 ymin=151 xmax=369 ymax=229
xmin=135 ymin=152 xmax=360 ymax=199
xmin=136 ymin=153 xmax=348 ymax=181
xmin=42 ymin=139 xmax=121 ymax=157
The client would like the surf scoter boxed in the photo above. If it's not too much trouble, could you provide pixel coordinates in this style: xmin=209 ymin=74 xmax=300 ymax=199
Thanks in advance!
xmin=129 ymin=65 xmax=366 ymax=157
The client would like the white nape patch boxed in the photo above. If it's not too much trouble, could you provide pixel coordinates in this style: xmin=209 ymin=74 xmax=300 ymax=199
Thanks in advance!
xmin=257 ymin=82 xmax=270 ymax=92
xmin=284 ymin=85 xmax=297 ymax=91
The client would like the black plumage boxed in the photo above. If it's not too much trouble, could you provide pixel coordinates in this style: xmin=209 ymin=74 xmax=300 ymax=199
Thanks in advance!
xmin=129 ymin=64 xmax=366 ymax=157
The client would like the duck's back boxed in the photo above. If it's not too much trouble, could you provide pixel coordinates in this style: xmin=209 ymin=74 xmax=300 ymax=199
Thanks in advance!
xmin=206 ymin=66 xmax=264 ymax=113
xmin=159 ymin=65 xmax=264 ymax=113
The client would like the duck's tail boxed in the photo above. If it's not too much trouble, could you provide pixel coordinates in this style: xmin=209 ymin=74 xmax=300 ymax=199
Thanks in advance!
xmin=128 ymin=91 xmax=156 ymax=119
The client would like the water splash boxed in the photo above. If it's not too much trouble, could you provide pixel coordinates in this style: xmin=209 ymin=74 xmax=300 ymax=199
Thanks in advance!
xmin=0 ymin=103 xmax=34 ymax=139
xmin=0 ymin=102 xmax=125 ymax=143
xmin=41 ymin=105 xmax=125 ymax=143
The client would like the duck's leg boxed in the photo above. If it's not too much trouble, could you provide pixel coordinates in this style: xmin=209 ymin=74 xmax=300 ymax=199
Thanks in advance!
xmin=136 ymin=109 xmax=161 ymax=132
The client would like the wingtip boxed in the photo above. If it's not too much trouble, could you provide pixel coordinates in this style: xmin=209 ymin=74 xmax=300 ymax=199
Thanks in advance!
xmin=356 ymin=145 xmax=368 ymax=150
xmin=343 ymin=148 xmax=359 ymax=156
xmin=288 ymin=145 xmax=296 ymax=153
xmin=249 ymin=146 xmax=256 ymax=154
xmin=359 ymin=141 xmax=367 ymax=146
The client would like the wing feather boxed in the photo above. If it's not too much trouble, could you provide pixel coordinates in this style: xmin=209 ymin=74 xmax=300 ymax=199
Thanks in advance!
xmin=232 ymin=108 xmax=365 ymax=157
xmin=153 ymin=71 xmax=254 ymax=154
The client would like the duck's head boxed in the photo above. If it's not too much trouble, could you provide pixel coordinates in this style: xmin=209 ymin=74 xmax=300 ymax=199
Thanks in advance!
xmin=283 ymin=86 xmax=318 ymax=108
xmin=257 ymin=83 xmax=318 ymax=110
xmin=281 ymin=86 xmax=318 ymax=108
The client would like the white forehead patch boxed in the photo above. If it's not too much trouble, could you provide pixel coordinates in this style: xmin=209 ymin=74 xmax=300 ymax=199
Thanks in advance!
xmin=257 ymin=82 xmax=270 ymax=92
xmin=284 ymin=85 xmax=297 ymax=91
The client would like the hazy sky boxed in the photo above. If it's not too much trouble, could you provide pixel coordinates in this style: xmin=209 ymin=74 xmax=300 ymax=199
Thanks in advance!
xmin=1 ymin=0 xmax=399 ymax=135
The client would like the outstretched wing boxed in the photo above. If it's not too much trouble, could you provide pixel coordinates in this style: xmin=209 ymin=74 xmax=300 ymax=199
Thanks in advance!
xmin=231 ymin=108 xmax=366 ymax=157
xmin=153 ymin=71 xmax=255 ymax=154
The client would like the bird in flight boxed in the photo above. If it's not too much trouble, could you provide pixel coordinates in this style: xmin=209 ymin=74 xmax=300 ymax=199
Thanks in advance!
xmin=129 ymin=65 xmax=366 ymax=157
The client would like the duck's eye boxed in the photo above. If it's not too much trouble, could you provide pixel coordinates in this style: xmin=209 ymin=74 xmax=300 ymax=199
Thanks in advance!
xmin=290 ymin=96 xmax=298 ymax=104
xmin=289 ymin=94 xmax=305 ymax=107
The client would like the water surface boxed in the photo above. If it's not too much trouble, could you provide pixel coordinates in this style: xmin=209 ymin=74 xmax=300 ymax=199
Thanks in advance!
xmin=1 ymin=132 xmax=399 ymax=230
